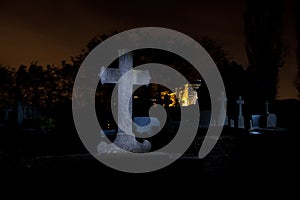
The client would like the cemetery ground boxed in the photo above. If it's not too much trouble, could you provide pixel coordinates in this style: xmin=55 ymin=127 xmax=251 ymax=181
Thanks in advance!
xmin=0 ymin=100 xmax=299 ymax=192
xmin=0 ymin=125 xmax=297 ymax=191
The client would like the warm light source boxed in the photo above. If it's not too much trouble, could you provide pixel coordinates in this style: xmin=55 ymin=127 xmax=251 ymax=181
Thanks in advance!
xmin=159 ymin=81 xmax=200 ymax=107
xmin=175 ymin=83 xmax=198 ymax=107
xmin=190 ymin=79 xmax=202 ymax=90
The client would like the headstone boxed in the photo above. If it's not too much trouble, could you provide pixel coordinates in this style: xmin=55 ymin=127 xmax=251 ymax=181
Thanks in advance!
xmin=23 ymin=105 xmax=33 ymax=119
xmin=98 ymin=49 xmax=152 ymax=154
xmin=265 ymin=100 xmax=277 ymax=128
xmin=218 ymin=92 xmax=228 ymax=126
xmin=133 ymin=117 xmax=160 ymax=136
xmin=267 ymin=114 xmax=277 ymax=128
xmin=224 ymin=117 xmax=229 ymax=126
xmin=251 ymin=115 xmax=261 ymax=129
xmin=100 ymin=129 xmax=117 ymax=137
xmin=211 ymin=119 xmax=216 ymax=127
xmin=2 ymin=106 xmax=12 ymax=121
xmin=237 ymin=96 xmax=245 ymax=129
xmin=199 ymin=110 xmax=211 ymax=128
xmin=230 ymin=119 xmax=235 ymax=128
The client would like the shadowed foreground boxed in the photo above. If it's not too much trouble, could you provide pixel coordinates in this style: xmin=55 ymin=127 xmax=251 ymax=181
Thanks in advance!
xmin=0 ymin=127 xmax=297 ymax=193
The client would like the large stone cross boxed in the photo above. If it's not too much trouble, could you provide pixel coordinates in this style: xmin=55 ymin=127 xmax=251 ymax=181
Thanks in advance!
xmin=98 ymin=49 xmax=151 ymax=153
xmin=99 ymin=49 xmax=151 ymax=133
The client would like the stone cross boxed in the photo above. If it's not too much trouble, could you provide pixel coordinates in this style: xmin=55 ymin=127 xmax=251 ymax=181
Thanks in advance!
xmin=100 ymin=50 xmax=151 ymax=133
xmin=98 ymin=49 xmax=151 ymax=153
xmin=267 ymin=113 xmax=277 ymax=128
xmin=265 ymin=100 xmax=270 ymax=115
xmin=236 ymin=96 xmax=245 ymax=129
xmin=23 ymin=105 xmax=33 ymax=119
xmin=2 ymin=106 xmax=12 ymax=121
xmin=117 ymin=49 xmax=132 ymax=134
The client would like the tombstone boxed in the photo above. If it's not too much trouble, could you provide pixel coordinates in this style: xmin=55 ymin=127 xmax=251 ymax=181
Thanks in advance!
xmin=230 ymin=119 xmax=235 ymax=128
xmin=1 ymin=106 xmax=12 ymax=121
xmin=17 ymin=103 xmax=41 ymax=130
xmin=98 ymin=49 xmax=152 ymax=154
xmin=133 ymin=117 xmax=160 ymax=136
xmin=218 ymin=92 xmax=228 ymax=126
xmin=199 ymin=110 xmax=211 ymax=128
xmin=211 ymin=119 xmax=216 ymax=127
xmin=0 ymin=106 xmax=12 ymax=127
xmin=23 ymin=105 xmax=30 ymax=119
xmin=265 ymin=100 xmax=277 ymax=128
xmin=250 ymin=115 xmax=261 ymax=129
xmin=236 ymin=96 xmax=245 ymax=129
xmin=224 ymin=117 xmax=229 ymax=126
xmin=267 ymin=114 xmax=277 ymax=128
xmin=100 ymin=129 xmax=117 ymax=137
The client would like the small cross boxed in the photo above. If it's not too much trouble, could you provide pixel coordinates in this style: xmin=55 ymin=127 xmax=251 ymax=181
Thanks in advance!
xmin=218 ymin=92 xmax=227 ymax=110
xmin=265 ymin=100 xmax=270 ymax=115
xmin=236 ymin=96 xmax=244 ymax=117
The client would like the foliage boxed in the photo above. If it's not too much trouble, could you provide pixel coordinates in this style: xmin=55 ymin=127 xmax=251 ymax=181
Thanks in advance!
xmin=296 ymin=0 xmax=300 ymax=98
xmin=244 ymin=0 xmax=285 ymax=101
xmin=0 ymin=65 xmax=15 ymax=106
xmin=41 ymin=116 xmax=56 ymax=129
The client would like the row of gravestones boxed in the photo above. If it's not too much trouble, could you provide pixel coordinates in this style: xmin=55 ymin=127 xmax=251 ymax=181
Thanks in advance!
xmin=99 ymin=92 xmax=279 ymax=138
xmin=99 ymin=93 xmax=278 ymax=137
xmin=216 ymin=96 xmax=278 ymax=131
xmin=0 ymin=102 xmax=40 ymax=129
xmin=197 ymin=95 xmax=278 ymax=131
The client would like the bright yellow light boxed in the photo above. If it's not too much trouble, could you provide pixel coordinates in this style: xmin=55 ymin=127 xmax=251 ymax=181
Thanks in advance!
xmin=160 ymin=83 xmax=198 ymax=107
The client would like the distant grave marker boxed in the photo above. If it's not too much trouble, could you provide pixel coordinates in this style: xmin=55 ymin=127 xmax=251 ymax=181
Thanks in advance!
xmin=265 ymin=100 xmax=277 ymax=128
xmin=236 ymin=96 xmax=245 ymax=129
xmin=218 ymin=92 xmax=228 ymax=126
xmin=230 ymin=119 xmax=235 ymax=128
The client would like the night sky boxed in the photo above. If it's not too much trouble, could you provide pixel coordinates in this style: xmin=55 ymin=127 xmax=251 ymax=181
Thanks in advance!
xmin=0 ymin=0 xmax=297 ymax=99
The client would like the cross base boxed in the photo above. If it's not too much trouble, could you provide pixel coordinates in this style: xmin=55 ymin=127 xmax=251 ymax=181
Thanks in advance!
xmin=97 ymin=133 xmax=151 ymax=154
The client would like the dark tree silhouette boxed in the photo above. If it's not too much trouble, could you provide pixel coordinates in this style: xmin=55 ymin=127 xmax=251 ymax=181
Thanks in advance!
xmin=28 ymin=62 xmax=45 ymax=106
xmin=0 ymin=65 xmax=15 ymax=106
xmin=198 ymin=37 xmax=229 ymax=69
xmin=245 ymin=0 xmax=285 ymax=101
xmin=15 ymin=65 xmax=28 ymax=103
xmin=296 ymin=0 xmax=300 ymax=98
